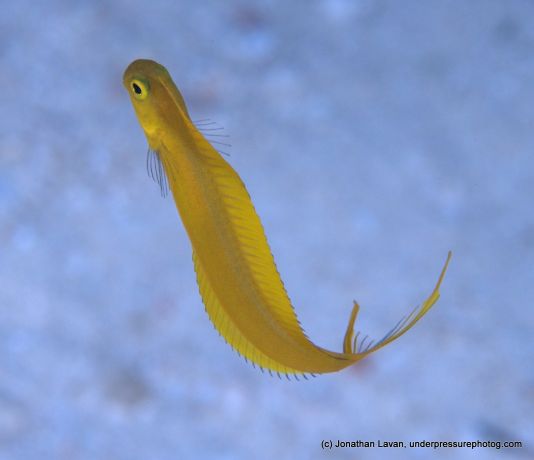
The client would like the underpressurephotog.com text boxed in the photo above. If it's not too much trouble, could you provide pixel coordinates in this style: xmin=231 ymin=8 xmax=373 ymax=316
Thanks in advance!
xmin=320 ymin=439 xmax=523 ymax=450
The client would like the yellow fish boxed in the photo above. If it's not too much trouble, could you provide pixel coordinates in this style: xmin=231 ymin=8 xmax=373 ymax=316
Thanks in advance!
xmin=123 ymin=59 xmax=451 ymax=378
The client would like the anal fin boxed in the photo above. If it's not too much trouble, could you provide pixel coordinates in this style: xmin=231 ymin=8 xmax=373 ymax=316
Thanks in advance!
xmin=192 ymin=250 xmax=304 ymax=376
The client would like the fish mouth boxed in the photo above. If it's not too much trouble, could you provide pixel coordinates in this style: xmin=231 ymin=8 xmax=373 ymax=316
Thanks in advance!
xmin=123 ymin=59 xmax=166 ymax=84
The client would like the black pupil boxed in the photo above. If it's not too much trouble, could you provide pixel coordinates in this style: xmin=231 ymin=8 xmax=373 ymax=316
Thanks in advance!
xmin=132 ymin=83 xmax=142 ymax=95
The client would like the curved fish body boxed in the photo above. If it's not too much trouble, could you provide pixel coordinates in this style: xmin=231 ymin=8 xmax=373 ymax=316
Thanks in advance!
xmin=123 ymin=59 xmax=451 ymax=377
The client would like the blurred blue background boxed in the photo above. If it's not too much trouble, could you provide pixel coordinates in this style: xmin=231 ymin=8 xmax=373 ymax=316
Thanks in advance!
xmin=0 ymin=0 xmax=533 ymax=459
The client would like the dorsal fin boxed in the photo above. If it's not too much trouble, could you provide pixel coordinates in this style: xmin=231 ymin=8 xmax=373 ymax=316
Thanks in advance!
xmin=190 ymin=128 xmax=313 ymax=349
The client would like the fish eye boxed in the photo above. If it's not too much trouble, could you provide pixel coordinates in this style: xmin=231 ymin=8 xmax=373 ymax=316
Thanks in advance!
xmin=130 ymin=78 xmax=149 ymax=100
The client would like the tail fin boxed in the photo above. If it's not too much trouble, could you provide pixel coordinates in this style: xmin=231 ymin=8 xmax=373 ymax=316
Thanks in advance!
xmin=343 ymin=251 xmax=452 ymax=356
xmin=343 ymin=301 xmax=360 ymax=353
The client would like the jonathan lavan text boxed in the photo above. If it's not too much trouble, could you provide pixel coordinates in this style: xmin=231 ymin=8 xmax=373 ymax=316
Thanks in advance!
xmin=322 ymin=440 xmax=405 ymax=449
